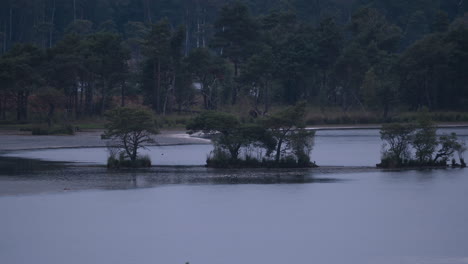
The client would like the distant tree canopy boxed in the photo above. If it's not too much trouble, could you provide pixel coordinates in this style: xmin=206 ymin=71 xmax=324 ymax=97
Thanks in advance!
xmin=1 ymin=0 xmax=468 ymax=123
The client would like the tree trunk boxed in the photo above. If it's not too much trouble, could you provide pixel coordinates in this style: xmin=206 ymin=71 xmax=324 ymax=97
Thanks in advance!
xmin=2 ymin=23 xmax=6 ymax=53
xmin=231 ymin=61 xmax=239 ymax=105
xmin=229 ymin=144 xmax=241 ymax=161
xmin=9 ymin=7 xmax=12 ymax=44
xmin=73 ymin=82 xmax=79 ymax=119
xmin=201 ymin=82 xmax=207 ymax=109
xmin=184 ymin=8 xmax=189 ymax=57
xmin=73 ymin=0 xmax=76 ymax=21
xmin=157 ymin=59 xmax=161 ymax=112
xmin=275 ymin=129 xmax=290 ymax=163
xmin=16 ymin=91 xmax=29 ymax=121
xmin=1 ymin=96 xmax=5 ymax=120
xmin=264 ymin=79 xmax=270 ymax=114
xmin=85 ymin=80 xmax=93 ymax=116
xmin=100 ymin=80 xmax=107 ymax=116
xmin=79 ymin=79 xmax=84 ymax=117
xmin=202 ymin=9 xmax=206 ymax=48
xmin=24 ymin=91 xmax=28 ymax=120
xmin=121 ymin=80 xmax=125 ymax=107
xmin=0 ymin=94 xmax=3 ymax=120
xmin=16 ymin=92 xmax=21 ymax=121
xmin=49 ymin=0 xmax=56 ymax=48
xmin=143 ymin=0 xmax=152 ymax=23
xmin=275 ymin=137 xmax=283 ymax=163
xmin=47 ymin=103 xmax=55 ymax=127
xmin=153 ymin=59 xmax=161 ymax=112
xmin=163 ymin=72 xmax=175 ymax=116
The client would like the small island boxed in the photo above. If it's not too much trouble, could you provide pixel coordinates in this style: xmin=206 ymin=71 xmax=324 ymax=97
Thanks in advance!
xmin=187 ymin=102 xmax=317 ymax=168
xmin=377 ymin=118 xmax=466 ymax=169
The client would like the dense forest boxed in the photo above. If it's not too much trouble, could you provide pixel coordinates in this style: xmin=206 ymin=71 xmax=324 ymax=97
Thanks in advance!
xmin=0 ymin=0 xmax=467 ymax=124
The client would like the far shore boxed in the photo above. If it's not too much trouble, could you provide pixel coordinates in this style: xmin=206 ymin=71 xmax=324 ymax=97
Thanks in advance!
xmin=306 ymin=122 xmax=468 ymax=130
xmin=1 ymin=122 xmax=468 ymax=151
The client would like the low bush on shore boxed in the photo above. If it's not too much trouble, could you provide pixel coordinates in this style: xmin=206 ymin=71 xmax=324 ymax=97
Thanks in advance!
xmin=30 ymin=124 xmax=75 ymax=135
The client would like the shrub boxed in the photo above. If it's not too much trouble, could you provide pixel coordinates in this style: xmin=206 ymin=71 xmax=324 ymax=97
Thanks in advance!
xmin=107 ymin=152 xmax=152 ymax=168
xmin=31 ymin=126 xmax=50 ymax=135
xmin=31 ymin=124 xmax=75 ymax=135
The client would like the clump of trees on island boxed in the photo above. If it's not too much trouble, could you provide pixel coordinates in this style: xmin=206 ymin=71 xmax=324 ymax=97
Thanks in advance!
xmin=378 ymin=118 xmax=466 ymax=169
xmin=103 ymin=107 xmax=158 ymax=168
xmin=187 ymin=102 xmax=317 ymax=168
xmin=101 ymin=103 xmax=316 ymax=169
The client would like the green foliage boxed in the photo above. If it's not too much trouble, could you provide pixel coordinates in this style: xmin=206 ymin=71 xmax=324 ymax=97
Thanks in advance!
xmin=187 ymin=111 xmax=239 ymax=134
xmin=189 ymin=102 xmax=316 ymax=168
xmin=262 ymin=102 xmax=315 ymax=165
xmin=380 ymin=123 xmax=415 ymax=166
xmin=104 ymin=107 xmax=158 ymax=166
xmin=411 ymin=118 xmax=438 ymax=163
xmin=1 ymin=0 xmax=468 ymax=126
xmin=188 ymin=111 xmax=272 ymax=161
xmin=31 ymin=124 xmax=74 ymax=135
xmin=107 ymin=153 xmax=152 ymax=169
xmin=434 ymin=133 xmax=464 ymax=164
xmin=379 ymin=119 xmax=466 ymax=168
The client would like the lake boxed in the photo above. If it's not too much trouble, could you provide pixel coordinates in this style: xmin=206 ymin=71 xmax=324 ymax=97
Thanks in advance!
xmin=1 ymin=128 xmax=468 ymax=264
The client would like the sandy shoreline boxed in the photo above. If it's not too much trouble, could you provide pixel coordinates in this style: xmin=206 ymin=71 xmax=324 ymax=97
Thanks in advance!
xmin=0 ymin=130 xmax=210 ymax=151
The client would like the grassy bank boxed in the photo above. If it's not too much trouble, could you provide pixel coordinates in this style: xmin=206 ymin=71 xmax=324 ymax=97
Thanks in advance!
xmin=2 ymin=109 xmax=468 ymax=132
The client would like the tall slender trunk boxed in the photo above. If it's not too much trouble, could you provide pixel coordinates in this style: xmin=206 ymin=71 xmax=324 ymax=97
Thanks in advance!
xmin=49 ymin=0 xmax=56 ymax=48
xmin=202 ymin=9 xmax=206 ymax=48
xmin=275 ymin=129 xmax=290 ymax=163
xmin=231 ymin=61 xmax=239 ymax=105
xmin=3 ymin=23 xmax=6 ymax=53
xmin=153 ymin=59 xmax=161 ymax=112
xmin=163 ymin=71 xmax=176 ymax=116
xmin=9 ymin=7 xmax=13 ymax=45
xmin=79 ymin=79 xmax=84 ymax=117
xmin=74 ymin=82 xmax=79 ymax=119
xmin=85 ymin=78 xmax=93 ymax=116
xmin=184 ymin=8 xmax=189 ymax=57
xmin=264 ymin=79 xmax=269 ymax=114
xmin=100 ymin=79 xmax=107 ymax=115
xmin=196 ymin=15 xmax=200 ymax=48
xmin=16 ymin=91 xmax=29 ymax=121
xmin=16 ymin=92 xmax=21 ymax=121
xmin=73 ymin=0 xmax=76 ymax=21
xmin=0 ymin=94 xmax=3 ymax=120
xmin=143 ymin=0 xmax=152 ymax=23
xmin=1 ymin=96 xmax=5 ymax=120
xmin=121 ymin=80 xmax=125 ymax=107
xmin=275 ymin=137 xmax=283 ymax=163
xmin=47 ymin=103 xmax=55 ymax=127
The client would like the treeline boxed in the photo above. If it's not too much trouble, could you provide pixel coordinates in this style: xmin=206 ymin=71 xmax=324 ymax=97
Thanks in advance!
xmin=1 ymin=0 xmax=468 ymax=124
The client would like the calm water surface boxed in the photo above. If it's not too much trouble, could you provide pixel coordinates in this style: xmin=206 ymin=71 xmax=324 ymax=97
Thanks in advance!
xmin=1 ymin=128 xmax=468 ymax=264
xmin=4 ymin=128 xmax=467 ymax=166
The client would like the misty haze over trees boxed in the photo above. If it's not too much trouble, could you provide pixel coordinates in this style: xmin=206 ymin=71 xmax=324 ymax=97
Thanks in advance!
xmin=0 ymin=0 xmax=468 ymax=123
